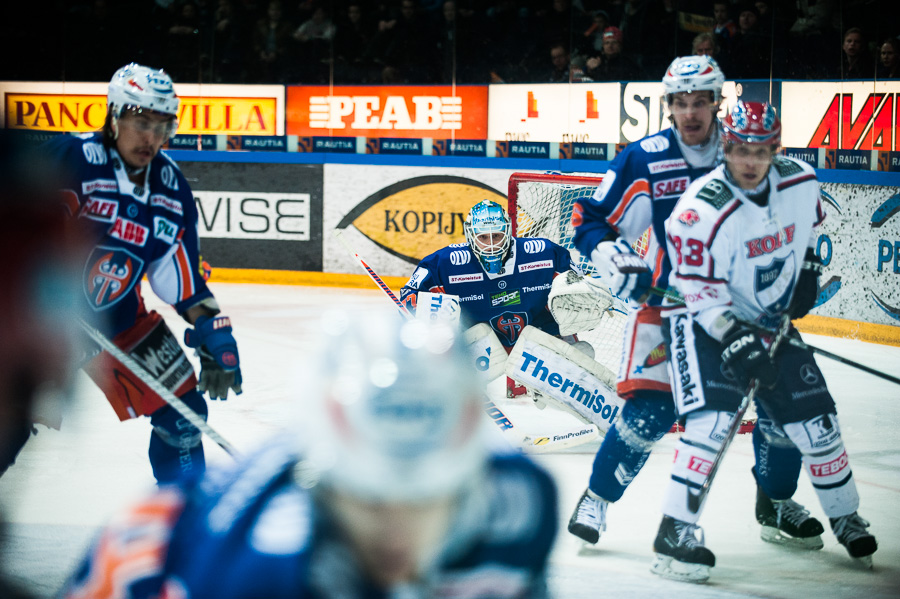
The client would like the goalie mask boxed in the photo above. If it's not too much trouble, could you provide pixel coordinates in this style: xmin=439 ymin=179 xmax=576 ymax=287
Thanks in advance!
xmin=464 ymin=200 xmax=511 ymax=275
xmin=107 ymin=63 xmax=179 ymax=140
xmin=300 ymin=308 xmax=489 ymax=503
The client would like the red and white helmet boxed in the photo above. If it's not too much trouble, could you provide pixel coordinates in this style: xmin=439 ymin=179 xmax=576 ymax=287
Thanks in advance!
xmin=300 ymin=308 xmax=490 ymax=503
xmin=662 ymin=55 xmax=725 ymax=102
xmin=107 ymin=63 xmax=179 ymax=137
xmin=722 ymin=101 xmax=781 ymax=146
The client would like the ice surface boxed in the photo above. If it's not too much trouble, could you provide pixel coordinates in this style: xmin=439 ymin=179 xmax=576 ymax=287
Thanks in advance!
xmin=1 ymin=283 xmax=897 ymax=598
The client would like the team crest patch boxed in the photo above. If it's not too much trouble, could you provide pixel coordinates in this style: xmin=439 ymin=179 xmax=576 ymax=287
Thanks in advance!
xmin=754 ymin=255 xmax=796 ymax=316
xmin=677 ymin=209 xmax=700 ymax=226
xmin=84 ymin=245 xmax=144 ymax=310
xmin=490 ymin=312 xmax=527 ymax=345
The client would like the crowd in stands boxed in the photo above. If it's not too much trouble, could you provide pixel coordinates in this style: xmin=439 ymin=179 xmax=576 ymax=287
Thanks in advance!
xmin=2 ymin=0 xmax=899 ymax=85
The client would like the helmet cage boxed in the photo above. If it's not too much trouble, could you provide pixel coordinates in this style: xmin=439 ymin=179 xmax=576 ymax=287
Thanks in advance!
xmin=464 ymin=201 xmax=511 ymax=275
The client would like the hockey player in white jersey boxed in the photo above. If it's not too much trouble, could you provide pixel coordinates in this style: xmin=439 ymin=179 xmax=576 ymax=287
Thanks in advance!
xmin=656 ymin=101 xmax=877 ymax=581
xmin=568 ymin=56 xmax=820 ymax=553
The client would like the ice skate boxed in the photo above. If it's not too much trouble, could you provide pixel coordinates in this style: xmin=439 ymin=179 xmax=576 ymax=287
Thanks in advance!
xmin=830 ymin=512 xmax=877 ymax=568
xmin=651 ymin=516 xmax=715 ymax=583
xmin=567 ymin=489 xmax=607 ymax=545
xmin=756 ymin=485 xmax=824 ymax=550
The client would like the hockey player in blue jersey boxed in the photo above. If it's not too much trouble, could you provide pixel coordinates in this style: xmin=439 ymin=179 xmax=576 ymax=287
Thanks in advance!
xmin=41 ymin=63 xmax=243 ymax=484
xmin=62 ymin=309 xmax=559 ymax=598
xmin=567 ymin=56 xmax=822 ymax=565
xmin=400 ymin=200 xmax=579 ymax=349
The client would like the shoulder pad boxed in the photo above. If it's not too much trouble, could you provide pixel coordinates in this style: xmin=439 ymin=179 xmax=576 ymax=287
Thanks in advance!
xmin=639 ymin=135 xmax=670 ymax=153
xmin=695 ymin=178 xmax=733 ymax=210
xmin=772 ymin=156 xmax=804 ymax=178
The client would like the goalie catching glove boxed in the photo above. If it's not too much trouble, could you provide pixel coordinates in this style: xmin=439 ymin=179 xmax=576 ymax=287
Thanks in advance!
xmin=184 ymin=315 xmax=243 ymax=400
xmin=590 ymin=238 xmax=652 ymax=303
xmin=548 ymin=270 xmax=613 ymax=336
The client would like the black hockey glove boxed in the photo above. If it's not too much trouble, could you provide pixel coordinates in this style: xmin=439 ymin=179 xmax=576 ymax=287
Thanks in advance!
xmin=721 ymin=327 xmax=778 ymax=389
xmin=788 ymin=248 xmax=823 ymax=320
xmin=184 ymin=315 xmax=243 ymax=400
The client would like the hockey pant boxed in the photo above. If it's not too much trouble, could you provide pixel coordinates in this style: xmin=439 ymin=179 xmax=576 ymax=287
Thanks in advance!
xmin=83 ymin=310 xmax=207 ymax=484
xmin=663 ymin=316 xmax=858 ymax=520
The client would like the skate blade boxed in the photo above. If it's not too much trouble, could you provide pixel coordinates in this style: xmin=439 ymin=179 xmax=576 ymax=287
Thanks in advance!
xmin=577 ymin=542 xmax=603 ymax=556
xmin=852 ymin=554 xmax=874 ymax=569
xmin=567 ymin=525 xmax=600 ymax=546
xmin=650 ymin=555 xmax=710 ymax=583
xmin=760 ymin=526 xmax=824 ymax=550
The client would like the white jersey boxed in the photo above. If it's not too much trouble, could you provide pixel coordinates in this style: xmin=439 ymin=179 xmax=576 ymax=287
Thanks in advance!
xmin=664 ymin=155 xmax=825 ymax=337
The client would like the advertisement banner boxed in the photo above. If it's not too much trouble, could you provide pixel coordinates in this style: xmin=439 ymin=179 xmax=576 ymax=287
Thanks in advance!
xmin=813 ymin=184 xmax=900 ymax=327
xmin=287 ymin=85 xmax=488 ymax=140
xmin=0 ymin=82 xmax=285 ymax=135
xmin=324 ymin=164 xmax=521 ymax=278
xmin=781 ymin=81 xmax=900 ymax=150
xmin=181 ymin=162 xmax=323 ymax=271
xmin=487 ymin=83 xmax=620 ymax=143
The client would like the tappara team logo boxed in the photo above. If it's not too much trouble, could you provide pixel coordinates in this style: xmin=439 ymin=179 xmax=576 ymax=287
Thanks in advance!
xmin=491 ymin=312 xmax=527 ymax=345
xmin=84 ymin=246 xmax=144 ymax=310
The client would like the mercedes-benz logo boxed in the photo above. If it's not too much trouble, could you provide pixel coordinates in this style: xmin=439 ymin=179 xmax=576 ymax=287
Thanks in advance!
xmin=799 ymin=363 xmax=819 ymax=385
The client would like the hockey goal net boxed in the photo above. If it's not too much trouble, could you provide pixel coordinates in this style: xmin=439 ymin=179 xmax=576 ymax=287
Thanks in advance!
xmin=507 ymin=171 xmax=754 ymax=434
xmin=507 ymin=172 xmax=633 ymax=380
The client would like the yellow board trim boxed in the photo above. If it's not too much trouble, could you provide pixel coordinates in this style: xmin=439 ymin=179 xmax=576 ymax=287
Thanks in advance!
xmin=208 ymin=268 xmax=900 ymax=347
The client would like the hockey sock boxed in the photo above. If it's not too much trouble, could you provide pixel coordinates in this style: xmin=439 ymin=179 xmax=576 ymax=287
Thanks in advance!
xmin=752 ymin=412 xmax=802 ymax=501
xmin=588 ymin=394 xmax=674 ymax=502
xmin=149 ymin=389 xmax=208 ymax=484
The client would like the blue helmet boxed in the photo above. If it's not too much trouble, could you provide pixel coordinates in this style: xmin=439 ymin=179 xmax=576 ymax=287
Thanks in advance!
xmin=464 ymin=200 xmax=511 ymax=275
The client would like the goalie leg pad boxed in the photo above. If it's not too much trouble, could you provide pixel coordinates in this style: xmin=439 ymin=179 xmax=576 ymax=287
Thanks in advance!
xmin=661 ymin=410 xmax=732 ymax=523
xmin=465 ymin=323 xmax=508 ymax=382
xmin=149 ymin=388 xmax=207 ymax=484
xmin=505 ymin=326 xmax=624 ymax=434
xmin=83 ymin=311 xmax=198 ymax=421
xmin=588 ymin=393 xmax=677 ymax=502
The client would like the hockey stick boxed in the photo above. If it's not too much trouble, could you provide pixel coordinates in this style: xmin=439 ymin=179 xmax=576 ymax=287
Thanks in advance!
xmin=645 ymin=286 xmax=900 ymax=387
xmin=78 ymin=319 xmax=240 ymax=458
xmin=333 ymin=228 xmax=412 ymax=320
xmin=686 ymin=314 xmax=792 ymax=514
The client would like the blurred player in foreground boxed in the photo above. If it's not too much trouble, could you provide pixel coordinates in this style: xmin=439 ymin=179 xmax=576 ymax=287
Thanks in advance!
xmin=0 ymin=131 xmax=90 ymax=597
xmin=659 ymin=101 xmax=877 ymax=581
xmin=41 ymin=63 xmax=243 ymax=484
xmin=568 ymin=56 xmax=820 ymax=563
xmin=62 ymin=310 xmax=559 ymax=598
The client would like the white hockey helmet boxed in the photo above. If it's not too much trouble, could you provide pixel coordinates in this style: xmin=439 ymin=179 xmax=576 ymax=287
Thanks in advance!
xmin=464 ymin=200 xmax=512 ymax=275
xmin=301 ymin=308 xmax=490 ymax=503
xmin=662 ymin=55 xmax=725 ymax=103
xmin=107 ymin=63 xmax=179 ymax=138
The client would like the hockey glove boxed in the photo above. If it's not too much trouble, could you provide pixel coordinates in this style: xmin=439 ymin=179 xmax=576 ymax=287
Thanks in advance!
xmin=184 ymin=315 xmax=243 ymax=400
xmin=721 ymin=327 xmax=778 ymax=389
xmin=788 ymin=248 xmax=823 ymax=320
xmin=590 ymin=239 xmax=652 ymax=303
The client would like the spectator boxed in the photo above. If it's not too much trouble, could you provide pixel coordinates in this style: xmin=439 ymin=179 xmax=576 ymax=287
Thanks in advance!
xmin=693 ymin=31 xmax=718 ymax=58
xmin=292 ymin=4 xmax=335 ymax=82
xmin=877 ymin=37 xmax=900 ymax=79
xmin=484 ymin=0 xmax=541 ymax=83
xmin=584 ymin=26 xmax=638 ymax=82
xmin=211 ymin=0 xmax=250 ymax=82
xmin=252 ymin=0 xmax=294 ymax=82
xmin=376 ymin=0 xmax=437 ymax=83
xmin=728 ymin=3 xmax=770 ymax=79
xmin=580 ymin=9 xmax=611 ymax=55
xmin=334 ymin=2 xmax=377 ymax=83
xmin=435 ymin=0 xmax=485 ymax=83
xmin=165 ymin=1 xmax=203 ymax=81
xmin=625 ymin=0 xmax=678 ymax=78
xmin=713 ymin=1 xmax=736 ymax=52
xmin=787 ymin=0 xmax=835 ymax=78
xmin=547 ymin=42 xmax=581 ymax=82
xmin=836 ymin=27 xmax=875 ymax=80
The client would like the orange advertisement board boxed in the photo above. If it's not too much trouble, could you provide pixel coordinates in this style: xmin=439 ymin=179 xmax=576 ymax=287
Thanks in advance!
xmin=1 ymin=83 xmax=284 ymax=135
xmin=287 ymin=85 xmax=488 ymax=139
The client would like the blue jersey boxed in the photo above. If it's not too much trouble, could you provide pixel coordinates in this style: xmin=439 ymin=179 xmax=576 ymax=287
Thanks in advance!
xmin=399 ymin=238 xmax=577 ymax=347
xmin=63 ymin=437 xmax=558 ymax=599
xmin=43 ymin=132 xmax=213 ymax=336
xmin=572 ymin=127 xmax=719 ymax=307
